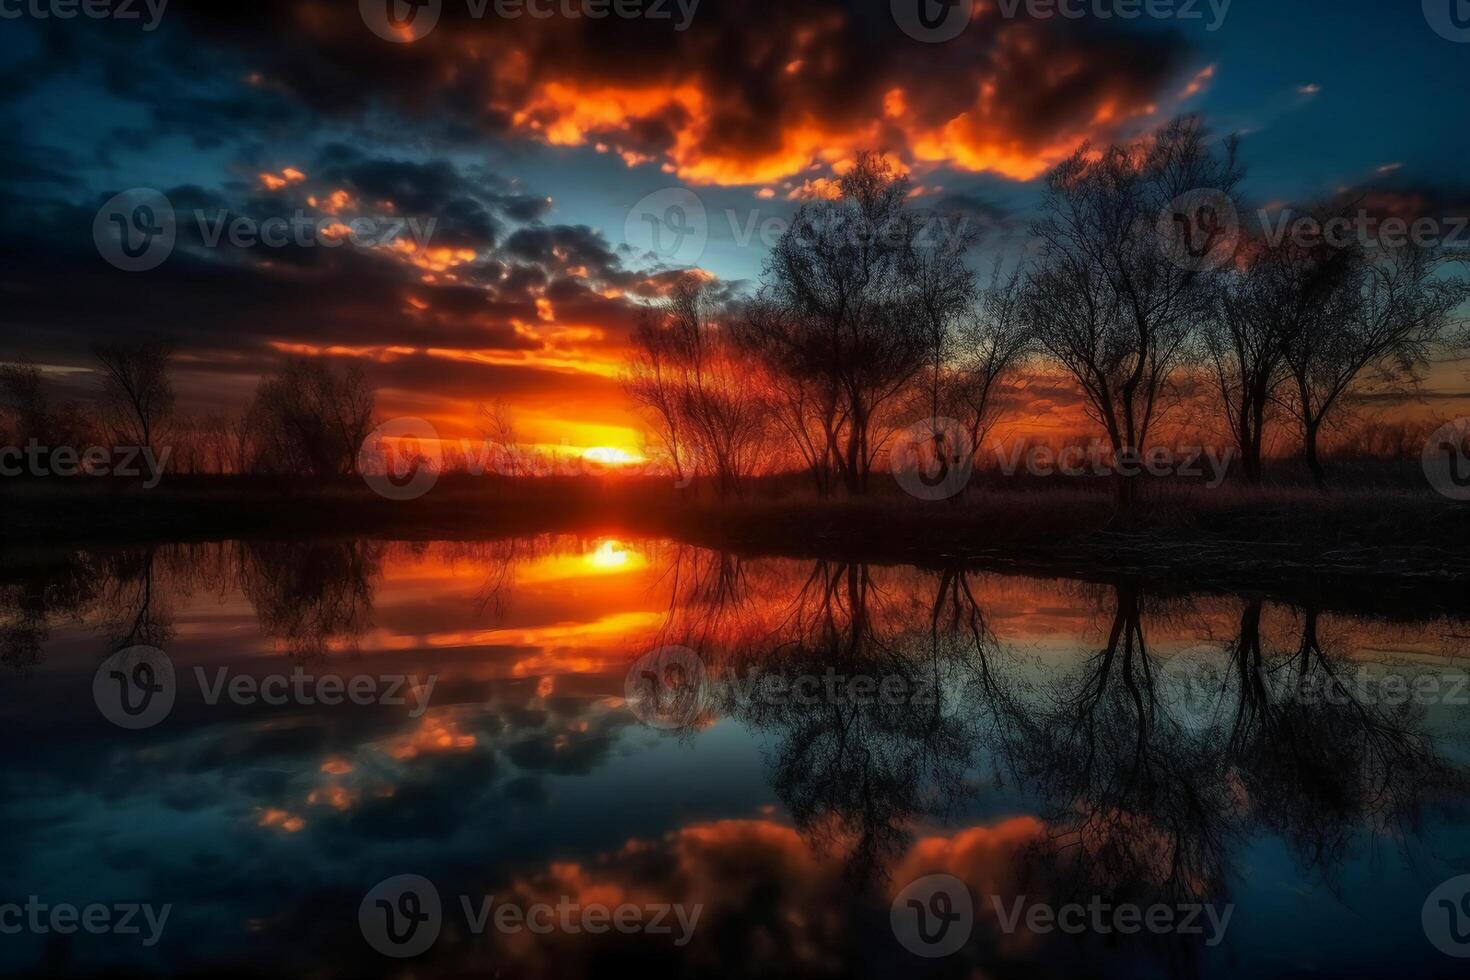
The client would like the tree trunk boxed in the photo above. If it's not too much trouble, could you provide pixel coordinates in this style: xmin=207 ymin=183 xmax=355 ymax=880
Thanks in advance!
xmin=1242 ymin=427 xmax=1262 ymax=483
xmin=1303 ymin=420 xmax=1326 ymax=489
xmin=844 ymin=402 xmax=868 ymax=495
xmin=1247 ymin=377 xmax=1273 ymax=484
xmin=1114 ymin=440 xmax=1140 ymax=507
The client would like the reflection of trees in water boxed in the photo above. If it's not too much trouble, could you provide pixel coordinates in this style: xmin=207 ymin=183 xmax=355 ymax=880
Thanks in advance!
xmin=660 ymin=554 xmax=1013 ymax=884
xmin=3 ymin=540 xmax=381 ymax=669
xmin=1010 ymin=582 xmax=1236 ymax=911
xmin=2 ymin=539 xmax=1463 ymax=901
xmin=448 ymin=536 xmax=560 ymax=625
xmin=1225 ymin=603 xmax=1459 ymax=883
xmin=931 ymin=566 xmax=1008 ymax=705
xmin=1013 ymin=585 xmax=1461 ymax=918
xmin=0 ymin=535 xmax=583 ymax=671
xmin=756 ymin=566 xmax=985 ymax=882
xmin=237 ymin=539 xmax=381 ymax=660
xmin=2 ymin=542 xmax=243 ymax=670
xmin=648 ymin=543 xmax=756 ymax=655
xmin=653 ymin=558 xmax=1465 ymax=918
xmin=0 ymin=550 xmax=100 ymax=672
xmin=465 ymin=538 xmax=532 ymax=623
xmin=96 ymin=546 xmax=175 ymax=652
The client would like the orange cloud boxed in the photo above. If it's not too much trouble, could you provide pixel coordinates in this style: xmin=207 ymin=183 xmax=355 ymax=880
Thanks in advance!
xmin=265 ymin=4 xmax=1189 ymax=189
xmin=259 ymin=167 xmax=307 ymax=190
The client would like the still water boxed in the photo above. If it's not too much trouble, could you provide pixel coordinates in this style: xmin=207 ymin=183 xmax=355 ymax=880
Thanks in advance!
xmin=2 ymin=536 xmax=1469 ymax=977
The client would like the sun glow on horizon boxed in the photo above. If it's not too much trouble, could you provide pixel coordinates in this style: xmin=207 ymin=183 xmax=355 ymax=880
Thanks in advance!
xmin=582 ymin=446 xmax=645 ymax=467
xmin=587 ymin=539 xmax=632 ymax=570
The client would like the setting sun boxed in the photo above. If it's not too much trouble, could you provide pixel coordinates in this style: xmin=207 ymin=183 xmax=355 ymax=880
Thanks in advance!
xmin=583 ymin=447 xmax=644 ymax=467
xmin=586 ymin=539 xmax=632 ymax=569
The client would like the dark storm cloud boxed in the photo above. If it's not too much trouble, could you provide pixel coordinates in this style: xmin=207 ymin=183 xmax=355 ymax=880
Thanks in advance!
xmin=0 ymin=191 xmax=517 ymax=358
xmin=0 ymin=126 xmax=84 ymax=188
xmin=309 ymin=145 xmax=557 ymax=248
xmin=931 ymin=190 xmax=1024 ymax=239
xmin=10 ymin=1 xmax=1197 ymax=184
xmin=505 ymin=223 xmax=623 ymax=277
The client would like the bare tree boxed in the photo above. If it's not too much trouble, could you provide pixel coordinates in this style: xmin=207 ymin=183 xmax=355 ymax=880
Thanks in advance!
xmin=624 ymin=308 xmax=691 ymax=487
xmin=478 ymin=398 xmax=522 ymax=478
xmin=172 ymin=413 xmax=250 ymax=476
xmin=910 ymin=212 xmax=980 ymax=425
xmin=901 ymin=210 xmax=983 ymax=497
xmin=675 ymin=287 xmax=772 ymax=497
xmin=0 ymin=358 xmax=49 ymax=445
xmin=1283 ymin=240 xmax=1470 ymax=487
xmin=227 ymin=412 xmax=254 ymax=475
xmin=1025 ymin=116 xmax=1243 ymax=502
xmin=1207 ymin=218 xmax=1357 ymax=482
xmin=246 ymin=358 xmax=376 ymax=478
xmin=945 ymin=263 xmax=1033 ymax=460
xmin=93 ymin=341 xmax=175 ymax=452
xmin=624 ymin=279 xmax=771 ymax=496
xmin=732 ymin=296 xmax=847 ymax=495
xmin=194 ymin=413 xmax=236 ymax=474
xmin=758 ymin=153 xmax=953 ymax=493
xmin=167 ymin=414 xmax=203 ymax=475
xmin=0 ymin=356 xmax=88 ymax=449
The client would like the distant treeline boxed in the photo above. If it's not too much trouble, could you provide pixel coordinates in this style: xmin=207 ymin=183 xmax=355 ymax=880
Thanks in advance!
xmin=0 ymin=342 xmax=376 ymax=479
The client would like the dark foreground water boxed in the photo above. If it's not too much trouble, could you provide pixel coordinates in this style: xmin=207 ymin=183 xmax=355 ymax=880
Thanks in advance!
xmin=3 ymin=536 xmax=1470 ymax=978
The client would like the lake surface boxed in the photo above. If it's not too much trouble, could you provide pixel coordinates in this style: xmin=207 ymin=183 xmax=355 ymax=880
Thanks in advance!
xmin=3 ymin=535 xmax=1469 ymax=978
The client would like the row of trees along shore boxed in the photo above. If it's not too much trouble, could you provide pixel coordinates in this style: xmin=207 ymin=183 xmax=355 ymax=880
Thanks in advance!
xmin=623 ymin=115 xmax=1470 ymax=500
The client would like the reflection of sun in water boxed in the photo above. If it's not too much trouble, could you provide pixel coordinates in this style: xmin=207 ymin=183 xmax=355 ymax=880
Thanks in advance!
xmin=588 ymin=539 xmax=630 ymax=569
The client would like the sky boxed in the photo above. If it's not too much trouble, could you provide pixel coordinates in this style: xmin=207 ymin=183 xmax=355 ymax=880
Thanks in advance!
xmin=2 ymin=0 xmax=1468 ymax=455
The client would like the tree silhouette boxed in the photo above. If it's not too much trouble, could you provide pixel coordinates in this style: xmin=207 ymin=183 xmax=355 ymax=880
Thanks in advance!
xmin=1025 ymin=116 xmax=1243 ymax=503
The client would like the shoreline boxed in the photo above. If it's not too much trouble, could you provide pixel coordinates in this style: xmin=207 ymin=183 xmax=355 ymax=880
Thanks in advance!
xmin=3 ymin=478 xmax=1468 ymax=618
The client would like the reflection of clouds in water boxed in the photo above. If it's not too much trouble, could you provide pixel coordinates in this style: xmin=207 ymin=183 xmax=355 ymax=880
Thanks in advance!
xmin=383 ymin=712 xmax=479 ymax=760
xmin=258 ymin=811 xmax=1204 ymax=977
xmin=238 ymin=813 xmax=1057 ymax=977
xmin=2 ymin=538 xmax=1470 ymax=975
